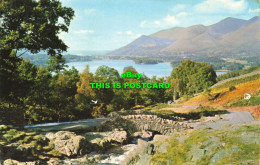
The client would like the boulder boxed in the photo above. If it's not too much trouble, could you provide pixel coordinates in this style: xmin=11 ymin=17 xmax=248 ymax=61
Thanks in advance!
xmin=107 ymin=131 xmax=127 ymax=144
xmin=158 ymin=142 xmax=169 ymax=153
xmin=191 ymin=149 xmax=206 ymax=162
xmin=153 ymin=135 xmax=171 ymax=142
xmin=45 ymin=132 xmax=56 ymax=140
xmin=120 ymin=149 xmax=139 ymax=165
xmin=47 ymin=158 xmax=61 ymax=165
xmin=133 ymin=132 xmax=142 ymax=137
xmin=3 ymin=159 xmax=41 ymax=165
xmin=47 ymin=131 xmax=87 ymax=157
xmin=137 ymin=139 xmax=154 ymax=155
xmin=209 ymin=150 xmax=226 ymax=164
xmin=108 ymin=112 xmax=119 ymax=118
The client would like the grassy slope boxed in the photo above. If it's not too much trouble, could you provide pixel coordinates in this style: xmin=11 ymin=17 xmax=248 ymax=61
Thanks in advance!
xmin=184 ymin=78 xmax=260 ymax=106
xmin=183 ymin=74 xmax=260 ymax=106
xmin=152 ymin=124 xmax=260 ymax=165
xmin=183 ymin=72 xmax=260 ymax=117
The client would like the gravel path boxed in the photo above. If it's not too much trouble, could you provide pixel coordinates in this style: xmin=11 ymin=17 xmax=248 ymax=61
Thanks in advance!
xmin=189 ymin=111 xmax=255 ymax=129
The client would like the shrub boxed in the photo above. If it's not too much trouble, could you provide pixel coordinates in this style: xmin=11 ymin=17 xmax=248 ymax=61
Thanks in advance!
xmin=229 ymin=86 xmax=236 ymax=91
xmin=131 ymin=105 xmax=145 ymax=110
xmin=92 ymin=103 xmax=107 ymax=117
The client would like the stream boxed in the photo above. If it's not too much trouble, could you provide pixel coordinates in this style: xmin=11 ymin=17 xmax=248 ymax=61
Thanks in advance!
xmin=24 ymin=119 xmax=148 ymax=165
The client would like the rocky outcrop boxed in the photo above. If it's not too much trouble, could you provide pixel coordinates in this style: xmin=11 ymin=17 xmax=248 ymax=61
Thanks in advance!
xmin=85 ymin=130 xmax=129 ymax=146
xmin=46 ymin=131 xmax=87 ymax=157
xmin=121 ymin=115 xmax=192 ymax=135
xmin=3 ymin=159 xmax=42 ymax=165
xmin=120 ymin=139 xmax=155 ymax=165
xmin=153 ymin=135 xmax=171 ymax=142
xmin=137 ymin=139 xmax=154 ymax=155
xmin=107 ymin=130 xmax=128 ymax=144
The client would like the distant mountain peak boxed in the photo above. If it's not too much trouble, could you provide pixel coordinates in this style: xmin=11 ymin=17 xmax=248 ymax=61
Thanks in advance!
xmin=222 ymin=17 xmax=243 ymax=21
xmin=248 ymin=16 xmax=260 ymax=23
xmin=108 ymin=16 xmax=260 ymax=57
xmin=209 ymin=17 xmax=248 ymax=35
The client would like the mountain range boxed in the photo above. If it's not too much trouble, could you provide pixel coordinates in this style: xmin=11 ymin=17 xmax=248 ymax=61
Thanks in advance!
xmin=108 ymin=16 xmax=260 ymax=58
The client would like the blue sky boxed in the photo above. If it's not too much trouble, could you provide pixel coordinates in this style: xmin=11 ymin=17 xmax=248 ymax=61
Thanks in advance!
xmin=59 ymin=0 xmax=260 ymax=52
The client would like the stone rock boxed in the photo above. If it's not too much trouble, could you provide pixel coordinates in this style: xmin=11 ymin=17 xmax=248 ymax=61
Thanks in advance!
xmin=120 ymin=149 xmax=139 ymax=165
xmin=48 ymin=131 xmax=87 ymax=157
xmin=209 ymin=150 xmax=226 ymax=164
xmin=146 ymin=143 xmax=154 ymax=155
xmin=191 ymin=149 xmax=206 ymax=162
xmin=137 ymin=139 xmax=148 ymax=155
xmin=134 ymin=154 xmax=152 ymax=165
xmin=3 ymin=159 xmax=41 ymax=165
xmin=47 ymin=159 xmax=61 ymax=165
xmin=3 ymin=159 xmax=20 ymax=165
xmin=107 ymin=131 xmax=127 ymax=143
xmin=137 ymin=139 xmax=154 ymax=155
xmin=84 ymin=132 xmax=108 ymax=141
xmin=153 ymin=135 xmax=171 ymax=142
xmin=133 ymin=132 xmax=142 ymax=137
xmin=45 ymin=133 xmax=56 ymax=140
xmin=228 ymin=146 xmax=242 ymax=156
xmin=158 ymin=142 xmax=169 ymax=154
xmin=108 ymin=112 xmax=120 ymax=118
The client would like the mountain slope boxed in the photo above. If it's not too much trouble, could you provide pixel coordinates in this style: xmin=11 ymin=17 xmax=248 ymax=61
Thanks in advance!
xmin=109 ymin=35 xmax=175 ymax=56
xmin=208 ymin=17 xmax=248 ymax=36
xmin=108 ymin=16 xmax=260 ymax=57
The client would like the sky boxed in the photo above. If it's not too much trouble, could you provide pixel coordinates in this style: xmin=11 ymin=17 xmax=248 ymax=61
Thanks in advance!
xmin=59 ymin=0 xmax=260 ymax=52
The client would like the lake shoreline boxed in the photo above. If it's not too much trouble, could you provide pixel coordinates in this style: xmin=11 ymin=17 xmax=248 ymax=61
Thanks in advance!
xmin=66 ymin=60 xmax=227 ymax=78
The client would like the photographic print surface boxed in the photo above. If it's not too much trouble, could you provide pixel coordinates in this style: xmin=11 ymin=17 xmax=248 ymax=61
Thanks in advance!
xmin=0 ymin=0 xmax=259 ymax=164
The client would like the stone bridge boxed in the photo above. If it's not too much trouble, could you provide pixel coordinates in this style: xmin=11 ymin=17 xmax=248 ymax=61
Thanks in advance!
xmin=120 ymin=114 xmax=192 ymax=135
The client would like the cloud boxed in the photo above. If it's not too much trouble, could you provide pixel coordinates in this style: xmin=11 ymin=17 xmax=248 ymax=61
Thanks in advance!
xmin=84 ymin=8 xmax=96 ymax=15
xmin=249 ymin=8 xmax=260 ymax=13
xmin=140 ymin=15 xmax=179 ymax=28
xmin=117 ymin=30 xmax=136 ymax=36
xmin=135 ymin=34 xmax=142 ymax=38
xmin=177 ymin=12 xmax=188 ymax=17
xmin=163 ymin=15 xmax=179 ymax=25
xmin=172 ymin=4 xmax=186 ymax=12
xmin=73 ymin=30 xmax=94 ymax=34
xmin=116 ymin=31 xmax=142 ymax=39
xmin=125 ymin=30 xmax=133 ymax=35
xmin=194 ymin=0 xmax=248 ymax=14
xmin=154 ymin=20 xmax=161 ymax=25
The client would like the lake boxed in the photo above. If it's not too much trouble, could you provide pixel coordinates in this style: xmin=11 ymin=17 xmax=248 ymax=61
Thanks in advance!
xmin=67 ymin=60 xmax=227 ymax=78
